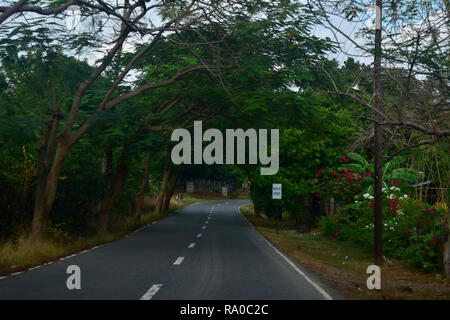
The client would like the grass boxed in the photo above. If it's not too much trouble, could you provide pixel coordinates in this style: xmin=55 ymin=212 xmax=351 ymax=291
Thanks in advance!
xmin=240 ymin=203 xmax=450 ymax=299
xmin=0 ymin=192 xmax=245 ymax=276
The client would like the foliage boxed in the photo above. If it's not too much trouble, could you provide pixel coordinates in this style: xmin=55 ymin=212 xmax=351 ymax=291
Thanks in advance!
xmin=317 ymin=194 xmax=448 ymax=272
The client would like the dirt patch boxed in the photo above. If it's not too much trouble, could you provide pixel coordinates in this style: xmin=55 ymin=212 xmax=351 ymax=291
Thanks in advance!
xmin=241 ymin=204 xmax=450 ymax=300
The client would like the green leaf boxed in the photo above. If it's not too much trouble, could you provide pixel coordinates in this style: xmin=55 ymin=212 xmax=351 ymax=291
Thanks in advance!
xmin=383 ymin=156 xmax=405 ymax=173
xmin=391 ymin=168 xmax=421 ymax=182
xmin=346 ymin=152 xmax=369 ymax=168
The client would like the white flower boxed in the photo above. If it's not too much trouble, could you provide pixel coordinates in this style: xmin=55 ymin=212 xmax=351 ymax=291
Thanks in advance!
xmin=388 ymin=194 xmax=395 ymax=199
xmin=363 ymin=193 xmax=370 ymax=199
xmin=369 ymin=195 xmax=374 ymax=200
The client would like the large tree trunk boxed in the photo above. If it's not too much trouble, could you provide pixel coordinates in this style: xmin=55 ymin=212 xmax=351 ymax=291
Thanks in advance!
xmin=97 ymin=147 xmax=130 ymax=234
xmin=31 ymin=142 xmax=68 ymax=242
xmin=135 ymin=152 xmax=152 ymax=221
xmin=162 ymin=170 xmax=179 ymax=214
xmin=373 ymin=0 xmax=384 ymax=266
xmin=154 ymin=162 xmax=172 ymax=215
xmin=30 ymin=115 xmax=62 ymax=242
xmin=444 ymin=206 xmax=450 ymax=277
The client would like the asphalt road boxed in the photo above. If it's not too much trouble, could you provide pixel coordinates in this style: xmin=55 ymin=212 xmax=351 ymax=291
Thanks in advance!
xmin=0 ymin=200 xmax=340 ymax=300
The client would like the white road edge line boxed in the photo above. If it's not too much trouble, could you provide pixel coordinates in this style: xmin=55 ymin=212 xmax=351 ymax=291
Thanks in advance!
xmin=28 ymin=266 xmax=41 ymax=271
xmin=173 ymin=257 xmax=184 ymax=265
xmin=237 ymin=204 xmax=333 ymax=301
xmin=188 ymin=243 xmax=196 ymax=248
xmin=140 ymin=284 xmax=163 ymax=300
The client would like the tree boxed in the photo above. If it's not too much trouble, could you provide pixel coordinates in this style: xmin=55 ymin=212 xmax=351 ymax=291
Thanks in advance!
xmin=307 ymin=0 xmax=449 ymax=267
xmin=0 ymin=0 xmax=262 ymax=241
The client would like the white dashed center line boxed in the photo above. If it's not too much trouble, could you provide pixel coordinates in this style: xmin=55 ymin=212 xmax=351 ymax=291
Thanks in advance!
xmin=202 ymin=226 xmax=207 ymax=230
xmin=188 ymin=243 xmax=196 ymax=248
xmin=197 ymin=233 xmax=202 ymax=238
xmin=140 ymin=284 xmax=162 ymax=300
xmin=173 ymin=257 xmax=184 ymax=265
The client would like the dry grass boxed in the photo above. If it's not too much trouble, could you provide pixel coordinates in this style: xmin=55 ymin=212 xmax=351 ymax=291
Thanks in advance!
xmin=0 ymin=192 xmax=242 ymax=276
xmin=240 ymin=203 xmax=450 ymax=300
xmin=0 ymin=237 xmax=66 ymax=271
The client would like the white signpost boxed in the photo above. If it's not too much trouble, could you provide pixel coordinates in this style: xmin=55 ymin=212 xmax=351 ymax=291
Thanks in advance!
xmin=221 ymin=186 xmax=228 ymax=197
xmin=272 ymin=183 xmax=282 ymax=199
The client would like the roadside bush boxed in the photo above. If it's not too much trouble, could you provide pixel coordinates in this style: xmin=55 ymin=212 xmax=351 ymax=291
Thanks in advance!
xmin=317 ymin=191 xmax=448 ymax=272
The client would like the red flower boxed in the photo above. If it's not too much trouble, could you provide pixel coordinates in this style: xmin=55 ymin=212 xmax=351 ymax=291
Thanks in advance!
xmin=332 ymin=229 xmax=340 ymax=239
xmin=403 ymin=229 xmax=409 ymax=234
xmin=316 ymin=193 xmax=322 ymax=197
xmin=366 ymin=172 xmax=373 ymax=177
xmin=369 ymin=200 xmax=375 ymax=207
xmin=341 ymin=156 xmax=348 ymax=163
xmin=430 ymin=238 xmax=438 ymax=244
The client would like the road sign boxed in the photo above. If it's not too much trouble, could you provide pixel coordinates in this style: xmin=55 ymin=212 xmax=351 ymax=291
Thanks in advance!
xmin=186 ymin=182 xmax=194 ymax=193
xmin=221 ymin=186 xmax=228 ymax=197
xmin=272 ymin=183 xmax=282 ymax=199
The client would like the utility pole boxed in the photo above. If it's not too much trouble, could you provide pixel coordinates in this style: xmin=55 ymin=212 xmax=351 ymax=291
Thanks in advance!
xmin=373 ymin=0 xmax=383 ymax=266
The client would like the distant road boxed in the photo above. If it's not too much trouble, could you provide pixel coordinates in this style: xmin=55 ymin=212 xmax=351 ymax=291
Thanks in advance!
xmin=0 ymin=200 xmax=339 ymax=300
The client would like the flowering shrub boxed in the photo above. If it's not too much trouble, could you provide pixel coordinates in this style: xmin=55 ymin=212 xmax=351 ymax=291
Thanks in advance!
xmin=317 ymin=194 xmax=448 ymax=272
xmin=315 ymin=152 xmax=421 ymax=207
xmin=316 ymin=167 xmax=365 ymax=205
